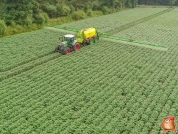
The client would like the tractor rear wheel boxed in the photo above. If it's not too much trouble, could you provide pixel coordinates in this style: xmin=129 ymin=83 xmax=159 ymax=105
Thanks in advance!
xmin=73 ymin=43 xmax=80 ymax=51
xmin=63 ymin=47 xmax=70 ymax=55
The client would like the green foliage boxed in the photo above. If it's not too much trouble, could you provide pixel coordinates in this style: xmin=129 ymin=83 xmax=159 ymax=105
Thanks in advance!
xmin=86 ymin=9 xmax=94 ymax=17
xmin=4 ymin=0 xmax=39 ymax=25
xmin=1 ymin=24 xmax=42 ymax=37
xmin=43 ymin=4 xmax=57 ymax=18
xmin=138 ymin=0 xmax=178 ymax=6
xmin=71 ymin=10 xmax=87 ymax=20
xmin=101 ymin=6 xmax=111 ymax=14
xmin=41 ymin=12 xmax=49 ymax=23
xmin=33 ymin=12 xmax=49 ymax=24
xmin=46 ymin=10 xmax=103 ymax=26
xmin=170 ymin=0 xmax=176 ymax=7
xmin=47 ymin=16 xmax=72 ymax=26
xmin=69 ymin=5 xmax=75 ymax=13
xmin=0 ymin=19 xmax=7 ymax=35
xmin=0 ymin=3 xmax=6 ymax=20
xmin=34 ymin=14 xmax=45 ymax=24
xmin=56 ymin=4 xmax=71 ymax=16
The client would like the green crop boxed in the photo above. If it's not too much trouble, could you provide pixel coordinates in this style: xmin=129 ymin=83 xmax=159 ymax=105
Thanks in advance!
xmin=59 ymin=8 xmax=168 ymax=33
xmin=0 ymin=29 xmax=67 ymax=72
xmin=114 ymin=8 xmax=178 ymax=48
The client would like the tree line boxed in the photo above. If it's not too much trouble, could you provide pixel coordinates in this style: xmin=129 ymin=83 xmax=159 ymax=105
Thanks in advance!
xmin=0 ymin=0 xmax=177 ymax=36
xmin=138 ymin=0 xmax=178 ymax=6
xmin=0 ymin=0 xmax=139 ymax=25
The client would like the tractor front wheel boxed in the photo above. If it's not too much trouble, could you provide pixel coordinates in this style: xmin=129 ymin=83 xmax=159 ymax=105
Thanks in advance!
xmin=54 ymin=45 xmax=60 ymax=52
xmin=63 ymin=47 xmax=70 ymax=55
xmin=73 ymin=43 xmax=80 ymax=51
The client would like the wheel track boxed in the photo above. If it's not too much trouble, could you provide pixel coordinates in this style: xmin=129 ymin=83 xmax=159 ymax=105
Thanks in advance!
xmin=0 ymin=44 xmax=88 ymax=82
xmin=0 ymin=51 xmax=53 ymax=73
xmin=106 ymin=8 xmax=173 ymax=34
xmin=0 ymin=52 xmax=61 ymax=82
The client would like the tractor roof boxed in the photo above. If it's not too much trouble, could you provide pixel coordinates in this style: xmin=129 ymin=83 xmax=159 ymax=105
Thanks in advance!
xmin=64 ymin=34 xmax=74 ymax=38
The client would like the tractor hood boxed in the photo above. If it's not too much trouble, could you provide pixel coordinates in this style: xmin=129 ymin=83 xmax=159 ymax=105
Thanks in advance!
xmin=60 ymin=41 xmax=67 ymax=47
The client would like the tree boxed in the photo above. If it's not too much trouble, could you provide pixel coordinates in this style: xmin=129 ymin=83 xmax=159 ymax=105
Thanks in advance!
xmin=170 ymin=0 xmax=176 ymax=7
xmin=0 ymin=19 xmax=7 ymax=35
xmin=4 ymin=0 xmax=41 ymax=25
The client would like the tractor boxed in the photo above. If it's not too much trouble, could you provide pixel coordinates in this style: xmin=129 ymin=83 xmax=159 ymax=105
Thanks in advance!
xmin=55 ymin=27 xmax=99 ymax=54
xmin=55 ymin=34 xmax=80 ymax=55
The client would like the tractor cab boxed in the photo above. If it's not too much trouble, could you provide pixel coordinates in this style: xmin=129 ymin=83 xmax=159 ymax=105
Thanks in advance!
xmin=63 ymin=34 xmax=75 ymax=45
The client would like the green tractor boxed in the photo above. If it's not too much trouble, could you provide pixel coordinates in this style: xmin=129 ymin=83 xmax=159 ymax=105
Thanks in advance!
xmin=55 ymin=34 xmax=80 ymax=55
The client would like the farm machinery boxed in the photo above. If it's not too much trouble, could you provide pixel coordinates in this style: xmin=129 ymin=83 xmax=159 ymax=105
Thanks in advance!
xmin=54 ymin=27 xmax=99 ymax=54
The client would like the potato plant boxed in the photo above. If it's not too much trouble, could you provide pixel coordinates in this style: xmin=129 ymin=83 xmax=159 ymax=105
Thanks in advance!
xmin=114 ymin=9 xmax=178 ymax=48
xmin=0 ymin=29 xmax=66 ymax=72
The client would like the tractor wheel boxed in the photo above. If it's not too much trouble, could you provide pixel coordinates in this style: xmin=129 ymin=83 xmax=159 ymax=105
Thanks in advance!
xmin=73 ymin=43 xmax=80 ymax=51
xmin=63 ymin=47 xmax=70 ymax=55
xmin=54 ymin=45 xmax=60 ymax=52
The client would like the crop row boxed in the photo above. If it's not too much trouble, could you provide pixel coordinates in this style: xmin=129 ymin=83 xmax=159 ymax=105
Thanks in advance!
xmin=0 ymin=52 xmax=61 ymax=82
xmin=0 ymin=29 xmax=66 ymax=72
xmin=1 ymin=39 xmax=178 ymax=133
xmin=114 ymin=8 xmax=178 ymax=48
xmin=59 ymin=8 xmax=168 ymax=33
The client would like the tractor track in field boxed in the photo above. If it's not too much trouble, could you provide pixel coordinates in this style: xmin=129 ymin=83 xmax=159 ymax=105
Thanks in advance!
xmin=0 ymin=51 xmax=54 ymax=73
xmin=0 ymin=45 xmax=88 ymax=82
xmin=105 ymin=8 xmax=173 ymax=34
xmin=0 ymin=52 xmax=61 ymax=82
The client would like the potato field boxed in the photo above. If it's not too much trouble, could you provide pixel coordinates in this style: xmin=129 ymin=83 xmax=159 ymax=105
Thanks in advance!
xmin=1 ymin=7 xmax=178 ymax=134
